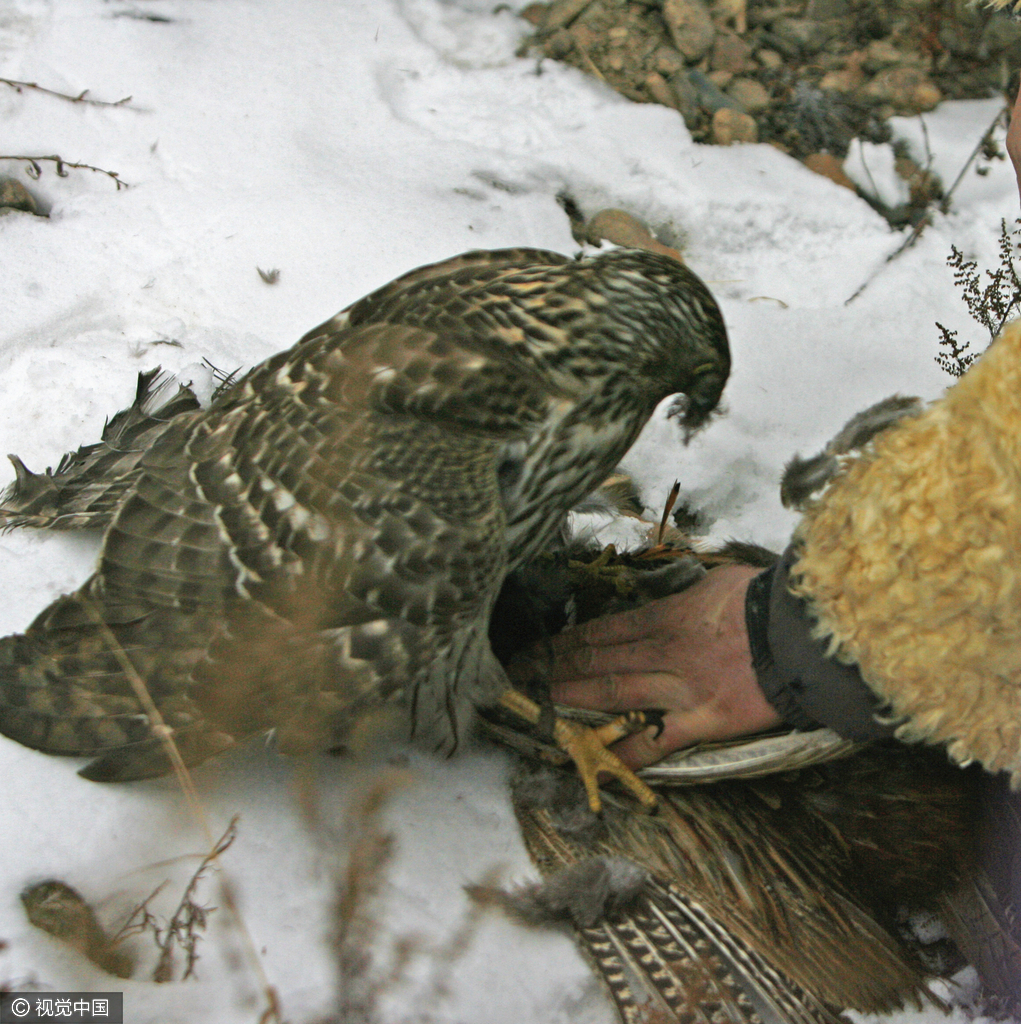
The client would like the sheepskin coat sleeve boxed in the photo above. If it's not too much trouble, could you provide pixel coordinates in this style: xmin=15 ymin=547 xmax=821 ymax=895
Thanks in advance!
xmin=787 ymin=319 xmax=1021 ymax=781
xmin=745 ymin=549 xmax=897 ymax=740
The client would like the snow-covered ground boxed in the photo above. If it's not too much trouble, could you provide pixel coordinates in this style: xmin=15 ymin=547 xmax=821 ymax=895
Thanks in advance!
xmin=0 ymin=1 xmax=1016 ymax=1022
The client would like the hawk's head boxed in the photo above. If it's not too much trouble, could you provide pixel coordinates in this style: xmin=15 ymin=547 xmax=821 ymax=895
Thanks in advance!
xmin=574 ymin=247 xmax=730 ymax=439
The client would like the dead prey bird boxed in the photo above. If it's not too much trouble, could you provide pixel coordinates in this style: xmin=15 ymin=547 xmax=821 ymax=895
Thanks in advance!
xmin=485 ymin=536 xmax=989 ymax=1024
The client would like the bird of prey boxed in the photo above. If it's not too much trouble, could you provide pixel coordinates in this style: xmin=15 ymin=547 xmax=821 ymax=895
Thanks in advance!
xmin=0 ymin=246 xmax=729 ymax=799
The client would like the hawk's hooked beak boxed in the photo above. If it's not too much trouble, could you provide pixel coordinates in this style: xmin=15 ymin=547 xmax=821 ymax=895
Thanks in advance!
xmin=667 ymin=367 xmax=727 ymax=443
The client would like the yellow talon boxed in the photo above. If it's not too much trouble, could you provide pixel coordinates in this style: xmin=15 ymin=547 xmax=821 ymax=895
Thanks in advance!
xmin=498 ymin=689 xmax=658 ymax=814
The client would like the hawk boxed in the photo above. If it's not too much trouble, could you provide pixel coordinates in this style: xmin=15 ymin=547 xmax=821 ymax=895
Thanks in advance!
xmin=0 ymin=247 xmax=728 ymax=799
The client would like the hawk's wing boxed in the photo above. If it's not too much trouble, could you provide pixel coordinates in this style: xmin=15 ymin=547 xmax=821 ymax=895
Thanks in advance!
xmin=0 ymin=310 xmax=561 ymax=781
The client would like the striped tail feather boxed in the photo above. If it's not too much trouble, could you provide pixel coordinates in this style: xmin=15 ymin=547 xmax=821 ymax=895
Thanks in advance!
xmin=500 ymin=752 xmax=968 ymax=1024
xmin=573 ymin=876 xmax=850 ymax=1024
xmin=0 ymin=369 xmax=200 ymax=531
xmin=0 ymin=577 xmax=238 ymax=781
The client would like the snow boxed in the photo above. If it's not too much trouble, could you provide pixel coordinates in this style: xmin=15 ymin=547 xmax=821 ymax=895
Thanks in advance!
xmin=843 ymin=139 xmax=909 ymax=208
xmin=0 ymin=1 xmax=1015 ymax=1021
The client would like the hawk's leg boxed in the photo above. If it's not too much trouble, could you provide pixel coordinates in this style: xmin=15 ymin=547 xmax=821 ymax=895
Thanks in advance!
xmin=498 ymin=688 xmax=658 ymax=814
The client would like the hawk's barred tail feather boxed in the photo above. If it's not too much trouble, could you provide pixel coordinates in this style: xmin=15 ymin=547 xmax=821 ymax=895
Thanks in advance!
xmin=0 ymin=369 xmax=201 ymax=531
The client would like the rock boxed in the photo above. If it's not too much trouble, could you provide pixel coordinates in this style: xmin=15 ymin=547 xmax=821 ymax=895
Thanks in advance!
xmin=541 ymin=0 xmax=595 ymax=33
xmin=712 ymin=0 xmax=748 ymax=33
xmin=863 ymin=38 xmax=925 ymax=71
xmin=804 ymin=152 xmax=857 ymax=190
xmin=653 ymin=45 xmax=686 ymax=76
xmin=663 ymin=0 xmax=716 ymax=61
xmin=688 ymin=68 xmax=743 ymax=112
xmin=543 ymin=28 xmax=574 ymax=58
xmin=757 ymin=28 xmax=802 ymax=58
xmin=771 ymin=17 xmax=838 ymax=55
xmin=585 ymin=209 xmax=684 ymax=262
xmin=819 ymin=67 xmax=862 ymax=92
xmin=937 ymin=21 xmax=980 ymax=58
xmin=806 ymin=0 xmax=850 ymax=18
xmin=863 ymin=38 xmax=902 ymax=69
xmin=819 ymin=52 xmax=866 ymax=93
xmin=0 ymin=178 xmax=39 ymax=215
xmin=568 ymin=21 xmax=597 ymax=52
xmin=727 ymin=76 xmax=770 ymax=112
xmin=747 ymin=4 xmax=785 ymax=27
xmin=861 ymin=66 xmax=941 ymax=112
xmin=981 ymin=15 xmax=1021 ymax=56
xmin=523 ymin=0 xmax=993 ymax=157
xmin=712 ymin=107 xmax=758 ymax=144
xmin=710 ymin=31 xmax=752 ymax=73
xmin=667 ymin=71 xmax=700 ymax=124
xmin=645 ymin=72 xmax=677 ymax=108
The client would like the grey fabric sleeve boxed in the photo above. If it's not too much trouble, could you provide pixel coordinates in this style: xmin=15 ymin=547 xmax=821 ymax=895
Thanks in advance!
xmin=744 ymin=544 xmax=897 ymax=741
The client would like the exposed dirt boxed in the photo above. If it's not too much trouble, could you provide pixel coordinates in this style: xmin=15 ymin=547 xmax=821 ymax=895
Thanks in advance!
xmin=518 ymin=0 xmax=1016 ymax=222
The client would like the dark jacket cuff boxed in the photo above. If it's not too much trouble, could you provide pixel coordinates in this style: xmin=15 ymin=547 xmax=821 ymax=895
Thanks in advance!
xmin=744 ymin=545 xmax=897 ymax=741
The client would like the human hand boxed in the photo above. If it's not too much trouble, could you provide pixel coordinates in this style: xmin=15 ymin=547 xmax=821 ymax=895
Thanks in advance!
xmin=541 ymin=563 xmax=782 ymax=769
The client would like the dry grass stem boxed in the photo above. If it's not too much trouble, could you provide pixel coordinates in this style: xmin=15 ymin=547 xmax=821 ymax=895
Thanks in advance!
xmin=0 ymin=77 xmax=132 ymax=106
xmin=81 ymin=599 xmax=284 ymax=1021
xmin=0 ymin=154 xmax=128 ymax=189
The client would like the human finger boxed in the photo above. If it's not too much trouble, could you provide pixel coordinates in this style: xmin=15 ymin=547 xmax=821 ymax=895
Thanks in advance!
xmin=544 ymin=633 xmax=676 ymax=683
xmin=548 ymin=670 xmax=687 ymax=713
xmin=547 ymin=595 xmax=682 ymax=653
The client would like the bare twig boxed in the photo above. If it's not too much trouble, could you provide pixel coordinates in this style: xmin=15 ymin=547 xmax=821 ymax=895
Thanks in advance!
xmin=112 ymin=881 xmax=169 ymax=944
xmin=154 ymin=817 xmax=239 ymax=982
xmin=940 ymin=103 xmax=1008 ymax=214
xmin=0 ymin=154 xmax=128 ymax=189
xmin=112 ymin=823 xmax=238 ymax=983
xmin=845 ymin=104 xmax=1007 ymax=305
xmin=919 ymin=115 xmax=934 ymax=177
xmin=844 ymin=212 xmax=932 ymax=304
xmin=853 ymin=139 xmax=883 ymax=206
xmin=79 ymin=599 xmax=283 ymax=1020
xmin=0 ymin=77 xmax=132 ymax=107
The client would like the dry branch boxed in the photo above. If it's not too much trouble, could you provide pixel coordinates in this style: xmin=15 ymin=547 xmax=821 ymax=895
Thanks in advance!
xmin=0 ymin=77 xmax=132 ymax=107
xmin=115 ymin=820 xmax=238 ymax=983
xmin=0 ymin=154 xmax=128 ymax=189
